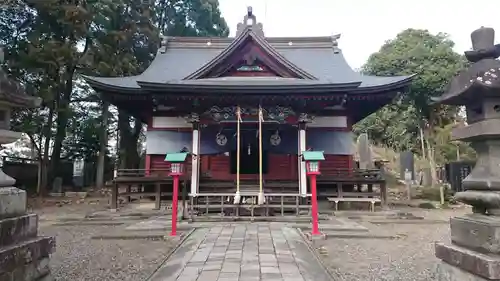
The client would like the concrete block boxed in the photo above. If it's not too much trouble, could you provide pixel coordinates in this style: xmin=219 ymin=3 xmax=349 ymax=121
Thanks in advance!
xmin=0 ymin=214 xmax=38 ymax=247
xmin=0 ymin=257 xmax=51 ymax=281
xmin=450 ymin=215 xmax=500 ymax=254
xmin=435 ymin=260 xmax=489 ymax=280
xmin=0 ymin=236 xmax=55 ymax=274
xmin=0 ymin=187 xmax=26 ymax=219
xmin=435 ymin=242 xmax=500 ymax=279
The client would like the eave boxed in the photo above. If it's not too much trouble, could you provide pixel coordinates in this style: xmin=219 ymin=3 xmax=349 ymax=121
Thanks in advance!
xmin=83 ymin=75 xmax=142 ymax=94
xmin=352 ymin=75 xmax=415 ymax=93
xmin=136 ymin=80 xmax=360 ymax=94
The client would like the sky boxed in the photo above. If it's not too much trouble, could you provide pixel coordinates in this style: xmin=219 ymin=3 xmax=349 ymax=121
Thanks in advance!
xmin=219 ymin=0 xmax=500 ymax=69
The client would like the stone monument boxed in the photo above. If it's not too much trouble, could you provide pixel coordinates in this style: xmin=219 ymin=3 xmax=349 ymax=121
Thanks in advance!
xmin=433 ymin=27 xmax=500 ymax=280
xmin=0 ymin=51 xmax=55 ymax=280
xmin=356 ymin=133 xmax=374 ymax=169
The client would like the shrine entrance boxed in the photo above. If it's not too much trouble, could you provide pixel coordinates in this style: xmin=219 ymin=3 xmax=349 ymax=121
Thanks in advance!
xmin=230 ymin=131 xmax=269 ymax=175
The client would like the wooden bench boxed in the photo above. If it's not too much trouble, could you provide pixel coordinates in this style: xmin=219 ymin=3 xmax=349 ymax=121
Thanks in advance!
xmin=327 ymin=197 xmax=381 ymax=212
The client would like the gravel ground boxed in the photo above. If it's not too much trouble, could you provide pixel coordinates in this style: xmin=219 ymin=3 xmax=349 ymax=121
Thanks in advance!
xmin=40 ymin=224 xmax=175 ymax=281
xmin=318 ymin=208 xmax=470 ymax=281
xmin=32 ymin=197 xmax=176 ymax=281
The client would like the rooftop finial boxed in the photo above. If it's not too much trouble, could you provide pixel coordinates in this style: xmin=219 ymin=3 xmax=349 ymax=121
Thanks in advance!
xmin=464 ymin=27 xmax=500 ymax=62
xmin=236 ymin=7 xmax=264 ymax=37
xmin=331 ymin=34 xmax=341 ymax=53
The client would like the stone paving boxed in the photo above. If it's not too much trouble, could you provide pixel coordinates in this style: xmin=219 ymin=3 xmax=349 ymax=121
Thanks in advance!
xmin=149 ymin=225 xmax=333 ymax=281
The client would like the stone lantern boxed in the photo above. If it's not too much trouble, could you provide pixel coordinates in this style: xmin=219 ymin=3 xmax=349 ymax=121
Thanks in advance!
xmin=0 ymin=51 xmax=55 ymax=280
xmin=433 ymin=27 xmax=500 ymax=280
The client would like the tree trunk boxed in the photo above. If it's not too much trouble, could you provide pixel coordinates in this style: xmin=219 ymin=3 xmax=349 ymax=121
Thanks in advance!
xmin=96 ymin=101 xmax=109 ymax=189
xmin=40 ymin=104 xmax=55 ymax=196
xmin=419 ymin=126 xmax=426 ymax=160
xmin=50 ymin=68 xmax=74 ymax=179
xmin=425 ymin=136 xmax=438 ymax=186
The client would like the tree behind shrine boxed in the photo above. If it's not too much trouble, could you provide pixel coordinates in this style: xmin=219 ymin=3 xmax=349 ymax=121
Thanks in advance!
xmin=0 ymin=0 xmax=229 ymax=193
xmin=354 ymin=28 xmax=470 ymax=183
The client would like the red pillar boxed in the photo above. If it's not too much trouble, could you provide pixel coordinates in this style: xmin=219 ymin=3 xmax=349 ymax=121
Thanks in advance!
xmin=170 ymin=175 xmax=179 ymax=236
xmin=310 ymin=174 xmax=320 ymax=235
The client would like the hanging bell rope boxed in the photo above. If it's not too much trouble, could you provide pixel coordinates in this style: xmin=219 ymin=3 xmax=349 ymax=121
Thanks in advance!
xmin=233 ymin=106 xmax=242 ymax=204
xmin=257 ymin=105 xmax=265 ymax=205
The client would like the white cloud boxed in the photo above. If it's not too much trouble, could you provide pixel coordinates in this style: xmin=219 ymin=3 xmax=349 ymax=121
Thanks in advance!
xmin=219 ymin=0 xmax=500 ymax=68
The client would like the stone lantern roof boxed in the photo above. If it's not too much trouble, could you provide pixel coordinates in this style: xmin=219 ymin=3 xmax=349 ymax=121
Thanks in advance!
xmin=433 ymin=27 xmax=500 ymax=105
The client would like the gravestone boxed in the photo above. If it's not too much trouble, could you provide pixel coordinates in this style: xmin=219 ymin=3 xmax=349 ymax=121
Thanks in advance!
xmin=0 ymin=51 xmax=55 ymax=280
xmin=356 ymin=133 xmax=374 ymax=169
xmin=422 ymin=167 xmax=432 ymax=186
xmin=433 ymin=27 xmax=500 ymax=280
xmin=399 ymin=151 xmax=415 ymax=180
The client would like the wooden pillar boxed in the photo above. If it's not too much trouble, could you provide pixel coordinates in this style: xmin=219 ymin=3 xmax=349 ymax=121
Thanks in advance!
xmin=191 ymin=121 xmax=200 ymax=196
xmin=154 ymin=182 xmax=161 ymax=210
xmin=124 ymin=184 xmax=131 ymax=203
xmin=111 ymin=182 xmax=118 ymax=210
xmin=380 ymin=182 xmax=388 ymax=209
xmin=298 ymin=122 xmax=307 ymax=198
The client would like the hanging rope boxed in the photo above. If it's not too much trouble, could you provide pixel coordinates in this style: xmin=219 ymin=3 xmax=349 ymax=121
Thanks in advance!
xmin=258 ymin=106 xmax=265 ymax=205
xmin=234 ymin=106 xmax=242 ymax=204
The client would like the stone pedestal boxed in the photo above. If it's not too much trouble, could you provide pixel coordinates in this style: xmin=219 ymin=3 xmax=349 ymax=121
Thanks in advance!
xmin=0 ymin=170 xmax=55 ymax=281
xmin=435 ymin=215 xmax=500 ymax=280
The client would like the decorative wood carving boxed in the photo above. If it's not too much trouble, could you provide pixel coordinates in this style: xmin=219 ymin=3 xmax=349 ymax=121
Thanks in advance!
xmin=298 ymin=113 xmax=315 ymax=123
xmin=205 ymin=106 xmax=296 ymax=123
xmin=185 ymin=113 xmax=200 ymax=123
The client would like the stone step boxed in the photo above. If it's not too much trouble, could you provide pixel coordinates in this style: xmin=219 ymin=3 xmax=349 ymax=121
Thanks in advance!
xmin=91 ymin=230 xmax=173 ymax=240
xmin=321 ymin=231 xmax=403 ymax=240
xmin=0 ymin=214 xmax=38 ymax=247
xmin=50 ymin=221 xmax=125 ymax=226
xmin=0 ymin=236 xmax=55 ymax=274
xmin=368 ymin=219 xmax=448 ymax=225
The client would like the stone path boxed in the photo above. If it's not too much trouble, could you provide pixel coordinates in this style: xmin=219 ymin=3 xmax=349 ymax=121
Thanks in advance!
xmin=149 ymin=225 xmax=333 ymax=281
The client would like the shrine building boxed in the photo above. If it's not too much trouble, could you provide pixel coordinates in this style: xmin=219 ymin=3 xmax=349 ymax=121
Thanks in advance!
xmin=84 ymin=8 xmax=413 ymax=200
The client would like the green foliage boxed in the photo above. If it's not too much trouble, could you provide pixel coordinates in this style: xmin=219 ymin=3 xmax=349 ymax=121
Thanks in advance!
xmin=355 ymin=29 xmax=472 ymax=164
xmin=0 ymin=0 xmax=229 ymax=190
xmin=362 ymin=29 xmax=466 ymax=120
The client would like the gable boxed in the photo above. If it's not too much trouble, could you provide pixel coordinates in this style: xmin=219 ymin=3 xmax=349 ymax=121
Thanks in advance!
xmin=207 ymin=37 xmax=290 ymax=78
xmin=184 ymin=30 xmax=317 ymax=80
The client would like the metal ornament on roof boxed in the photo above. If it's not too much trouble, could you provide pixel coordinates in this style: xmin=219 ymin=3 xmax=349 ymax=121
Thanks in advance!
xmin=236 ymin=6 xmax=264 ymax=37
xmin=237 ymin=65 xmax=264 ymax=72
xmin=216 ymin=133 xmax=227 ymax=146
xmin=270 ymin=131 xmax=281 ymax=146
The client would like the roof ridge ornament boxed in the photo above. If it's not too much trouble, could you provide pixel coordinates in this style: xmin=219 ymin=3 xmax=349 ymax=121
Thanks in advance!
xmin=331 ymin=34 xmax=341 ymax=53
xmin=464 ymin=27 xmax=500 ymax=62
xmin=236 ymin=6 xmax=264 ymax=37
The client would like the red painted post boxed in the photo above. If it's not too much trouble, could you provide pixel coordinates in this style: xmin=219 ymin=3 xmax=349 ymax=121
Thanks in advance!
xmin=310 ymin=174 xmax=320 ymax=235
xmin=170 ymin=175 xmax=179 ymax=236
